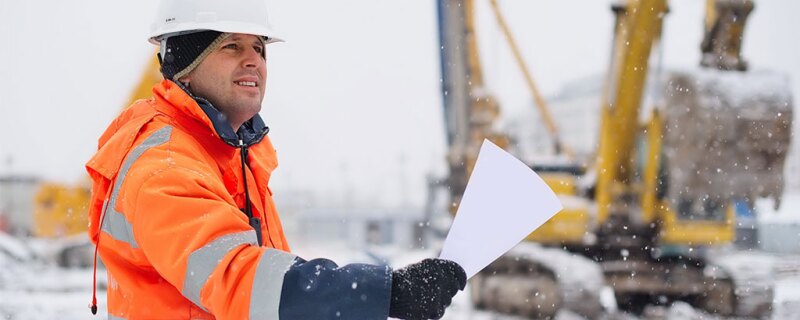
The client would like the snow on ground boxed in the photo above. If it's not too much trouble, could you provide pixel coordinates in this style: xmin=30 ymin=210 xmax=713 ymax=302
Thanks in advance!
xmin=772 ymin=276 xmax=800 ymax=319
xmin=3 ymin=234 xmax=800 ymax=320
xmin=0 ymin=233 xmax=107 ymax=320
xmin=0 ymin=267 xmax=107 ymax=320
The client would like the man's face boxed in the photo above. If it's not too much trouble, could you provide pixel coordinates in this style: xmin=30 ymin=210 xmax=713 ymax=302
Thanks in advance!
xmin=180 ymin=33 xmax=267 ymax=129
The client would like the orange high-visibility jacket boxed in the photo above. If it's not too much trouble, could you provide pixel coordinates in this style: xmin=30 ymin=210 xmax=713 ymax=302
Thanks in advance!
xmin=86 ymin=80 xmax=390 ymax=319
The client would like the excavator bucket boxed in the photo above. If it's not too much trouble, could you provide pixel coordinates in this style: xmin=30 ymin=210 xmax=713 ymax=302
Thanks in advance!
xmin=661 ymin=69 xmax=793 ymax=217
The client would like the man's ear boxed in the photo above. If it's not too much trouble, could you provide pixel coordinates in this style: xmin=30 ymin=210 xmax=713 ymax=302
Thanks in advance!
xmin=178 ymin=75 xmax=191 ymax=84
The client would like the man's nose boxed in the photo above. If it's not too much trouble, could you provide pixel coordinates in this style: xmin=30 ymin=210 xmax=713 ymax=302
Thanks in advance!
xmin=242 ymin=47 xmax=264 ymax=68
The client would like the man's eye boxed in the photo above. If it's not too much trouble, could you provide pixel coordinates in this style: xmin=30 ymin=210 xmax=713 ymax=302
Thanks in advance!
xmin=254 ymin=46 xmax=264 ymax=54
xmin=223 ymin=43 xmax=239 ymax=50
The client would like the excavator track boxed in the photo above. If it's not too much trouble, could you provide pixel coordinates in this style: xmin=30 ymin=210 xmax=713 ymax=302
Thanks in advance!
xmin=706 ymin=250 xmax=775 ymax=318
xmin=470 ymin=242 xmax=605 ymax=319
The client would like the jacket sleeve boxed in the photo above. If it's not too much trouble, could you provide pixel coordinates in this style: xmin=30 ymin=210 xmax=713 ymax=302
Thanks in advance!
xmin=127 ymin=162 xmax=391 ymax=319
xmin=279 ymin=258 xmax=392 ymax=319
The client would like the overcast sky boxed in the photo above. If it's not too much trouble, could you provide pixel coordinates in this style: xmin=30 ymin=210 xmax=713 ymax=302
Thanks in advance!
xmin=1 ymin=0 xmax=797 ymax=209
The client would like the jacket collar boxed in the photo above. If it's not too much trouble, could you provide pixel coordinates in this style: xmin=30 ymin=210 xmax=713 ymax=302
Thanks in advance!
xmin=152 ymin=80 xmax=269 ymax=148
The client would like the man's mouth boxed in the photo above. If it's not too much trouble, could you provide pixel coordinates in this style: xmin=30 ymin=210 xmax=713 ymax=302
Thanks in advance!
xmin=235 ymin=81 xmax=258 ymax=87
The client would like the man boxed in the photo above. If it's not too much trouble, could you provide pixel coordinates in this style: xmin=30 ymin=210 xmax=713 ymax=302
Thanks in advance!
xmin=85 ymin=0 xmax=466 ymax=319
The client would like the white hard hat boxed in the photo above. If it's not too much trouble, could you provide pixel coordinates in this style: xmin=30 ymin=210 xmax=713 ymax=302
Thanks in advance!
xmin=149 ymin=0 xmax=283 ymax=45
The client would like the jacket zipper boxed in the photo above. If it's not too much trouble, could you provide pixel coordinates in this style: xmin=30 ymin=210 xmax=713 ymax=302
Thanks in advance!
xmin=239 ymin=139 xmax=263 ymax=245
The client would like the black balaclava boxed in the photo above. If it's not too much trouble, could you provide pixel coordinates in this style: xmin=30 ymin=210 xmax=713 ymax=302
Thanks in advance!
xmin=158 ymin=30 xmax=227 ymax=81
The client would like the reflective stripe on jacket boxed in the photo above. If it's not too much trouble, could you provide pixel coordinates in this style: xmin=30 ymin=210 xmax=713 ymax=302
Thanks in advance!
xmin=86 ymin=80 xmax=391 ymax=319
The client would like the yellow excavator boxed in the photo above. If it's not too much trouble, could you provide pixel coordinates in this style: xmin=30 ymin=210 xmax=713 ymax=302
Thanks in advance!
xmin=434 ymin=0 xmax=793 ymax=318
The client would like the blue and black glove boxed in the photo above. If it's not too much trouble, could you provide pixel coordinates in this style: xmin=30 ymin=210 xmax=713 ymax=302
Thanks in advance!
xmin=389 ymin=258 xmax=467 ymax=320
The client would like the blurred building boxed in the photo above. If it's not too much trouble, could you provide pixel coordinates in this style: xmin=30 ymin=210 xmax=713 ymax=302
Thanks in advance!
xmin=271 ymin=188 xmax=316 ymax=243
xmin=0 ymin=175 xmax=39 ymax=236
xmin=756 ymin=192 xmax=800 ymax=254
xmin=287 ymin=207 xmax=425 ymax=249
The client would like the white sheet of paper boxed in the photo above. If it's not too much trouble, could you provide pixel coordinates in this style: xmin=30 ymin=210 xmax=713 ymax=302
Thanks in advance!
xmin=439 ymin=139 xmax=563 ymax=279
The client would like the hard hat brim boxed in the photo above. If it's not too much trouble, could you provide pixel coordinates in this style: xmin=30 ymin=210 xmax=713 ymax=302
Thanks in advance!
xmin=149 ymin=21 xmax=284 ymax=45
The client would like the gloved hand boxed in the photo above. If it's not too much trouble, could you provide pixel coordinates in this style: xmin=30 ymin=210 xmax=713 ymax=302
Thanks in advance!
xmin=389 ymin=258 xmax=467 ymax=320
